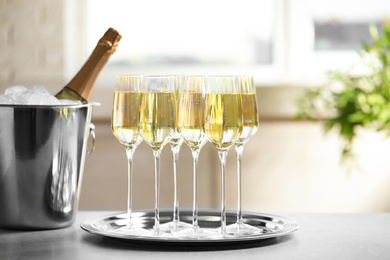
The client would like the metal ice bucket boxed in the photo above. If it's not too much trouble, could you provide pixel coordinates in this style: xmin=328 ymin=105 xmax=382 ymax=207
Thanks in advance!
xmin=0 ymin=103 xmax=96 ymax=230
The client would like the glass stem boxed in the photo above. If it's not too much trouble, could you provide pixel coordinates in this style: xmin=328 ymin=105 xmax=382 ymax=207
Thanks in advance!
xmin=171 ymin=145 xmax=181 ymax=224
xmin=235 ymin=144 xmax=244 ymax=224
xmin=218 ymin=150 xmax=228 ymax=236
xmin=153 ymin=149 xmax=162 ymax=235
xmin=191 ymin=149 xmax=200 ymax=230
xmin=125 ymin=148 xmax=134 ymax=229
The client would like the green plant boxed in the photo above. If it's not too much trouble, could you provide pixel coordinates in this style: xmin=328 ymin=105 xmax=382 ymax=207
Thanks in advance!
xmin=295 ymin=22 xmax=390 ymax=165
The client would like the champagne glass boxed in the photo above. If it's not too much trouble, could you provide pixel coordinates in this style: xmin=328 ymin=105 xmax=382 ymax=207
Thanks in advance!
xmin=111 ymin=75 xmax=143 ymax=232
xmin=176 ymin=75 xmax=209 ymax=237
xmin=226 ymin=76 xmax=262 ymax=236
xmin=204 ymin=76 xmax=243 ymax=237
xmin=160 ymin=75 xmax=192 ymax=232
xmin=138 ymin=75 xmax=176 ymax=236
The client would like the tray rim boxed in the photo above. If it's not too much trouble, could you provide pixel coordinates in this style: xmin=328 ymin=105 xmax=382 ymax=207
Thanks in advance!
xmin=80 ymin=209 xmax=299 ymax=244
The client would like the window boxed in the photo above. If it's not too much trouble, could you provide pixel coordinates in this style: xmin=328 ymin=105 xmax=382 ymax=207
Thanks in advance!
xmin=86 ymin=0 xmax=274 ymax=66
xmin=310 ymin=0 xmax=389 ymax=51
xmin=65 ymin=0 xmax=390 ymax=87
xmin=281 ymin=0 xmax=390 ymax=84
xmin=83 ymin=0 xmax=275 ymax=86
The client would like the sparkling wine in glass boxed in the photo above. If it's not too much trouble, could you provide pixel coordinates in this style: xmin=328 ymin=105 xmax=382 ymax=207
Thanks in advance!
xmin=111 ymin=75 xmax=143 ymax=233
xmin=138 ymin=75 xmax=176 ymax=236
xmin=204 ymin=76 xmax=243 ymax=237
xmin=176 ymin=75 xmax=209 ymax=237
xmin=226 ymin=76 xmax=262 ymax=236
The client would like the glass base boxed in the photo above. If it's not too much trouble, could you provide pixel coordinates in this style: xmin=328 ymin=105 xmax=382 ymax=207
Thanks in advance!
xmin=159 ymin=220 xmax=192 ymax=233
xmin=226 ymin=222 xmax=264 ymax=236
xmin=172 ymin=225 xmax=218 ymax=239
xmin=152 ymin=225 xmax=162 ymax=236
xmin=113 ymin=225 xmax=150 ymax=236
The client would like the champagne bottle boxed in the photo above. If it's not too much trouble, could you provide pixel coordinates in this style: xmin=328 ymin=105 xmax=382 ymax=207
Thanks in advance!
xmin=55 ymin=28 xmax=122 ymax=103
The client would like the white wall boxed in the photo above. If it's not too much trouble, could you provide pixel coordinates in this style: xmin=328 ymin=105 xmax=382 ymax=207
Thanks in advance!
xmin=0 ymin=0 xmax=65 ymax=91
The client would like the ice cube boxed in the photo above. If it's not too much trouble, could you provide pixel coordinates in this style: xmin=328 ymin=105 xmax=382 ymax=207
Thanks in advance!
xmin=28 ymin=92 xmax=48 ymax=105
xmin=32 ymin=85 xmax=51 ymax=96
xmin=20 ymin=89 xmax=35 ymax=104
xmin=41 ymin=95 xmax=60 ymax=105
xmin=28 ymin=85 xmax=59 ymax=105
xmin=0 ymin=95 xmax=14 ymax=104
xmin=4 ymin=85 xmax=28 ymax=99
xmin=57 ymin=99 xmax=81 ymax=105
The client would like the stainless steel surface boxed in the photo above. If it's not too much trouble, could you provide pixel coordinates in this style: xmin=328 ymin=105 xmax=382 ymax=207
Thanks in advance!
xmin=81 ymin=209 xmax=299 ymax=243
xmin=0 ymin=103 xmax=95 ymax=230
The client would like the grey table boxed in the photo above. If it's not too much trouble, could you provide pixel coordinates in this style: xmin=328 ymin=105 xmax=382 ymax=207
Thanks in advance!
xmin=1 ymin=211 xmax=389 ymax=260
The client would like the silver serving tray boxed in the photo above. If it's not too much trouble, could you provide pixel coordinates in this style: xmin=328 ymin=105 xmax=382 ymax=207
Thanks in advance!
xmin=81 ymin=209 xmax=298 ymax=244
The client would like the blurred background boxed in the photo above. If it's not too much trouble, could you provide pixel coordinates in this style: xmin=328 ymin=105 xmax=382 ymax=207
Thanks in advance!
xmin=1 ymin=0 xmax=390 ymax=213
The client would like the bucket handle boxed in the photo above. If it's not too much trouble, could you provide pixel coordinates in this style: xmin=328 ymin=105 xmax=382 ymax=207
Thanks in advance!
xmin=87 ymin=123 xmax=96 ymax=155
